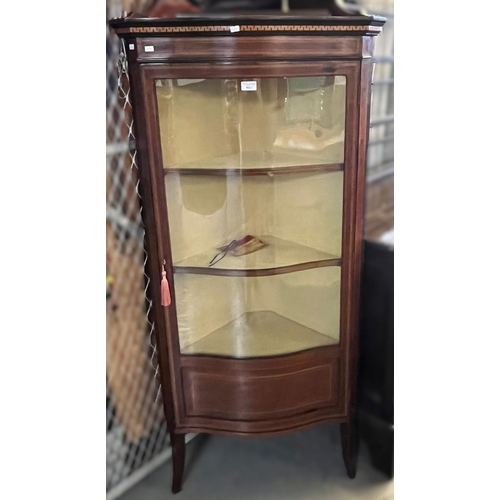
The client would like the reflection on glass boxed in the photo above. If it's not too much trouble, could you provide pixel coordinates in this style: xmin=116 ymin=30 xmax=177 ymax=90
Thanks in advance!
xmin=156 ymin=76 xmax=346 ymax=170
xmin=176 ymin=268 xmax=341 ymax=358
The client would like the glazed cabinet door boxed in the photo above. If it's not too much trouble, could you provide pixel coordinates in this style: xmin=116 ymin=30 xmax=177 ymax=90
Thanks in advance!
xmin=141 ymin=62 xmax=361 ymax=426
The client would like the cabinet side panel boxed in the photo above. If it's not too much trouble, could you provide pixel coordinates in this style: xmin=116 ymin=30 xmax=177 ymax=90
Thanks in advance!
xmin=345 ymin=59 xmax=374 ymax=414
xmin=139 ymin=67 xmax=187 ymax=423
xmin=336 ymin=62 xmax=361 ymax=418
xmin=128 ymin=62 xmax=177 ymax=428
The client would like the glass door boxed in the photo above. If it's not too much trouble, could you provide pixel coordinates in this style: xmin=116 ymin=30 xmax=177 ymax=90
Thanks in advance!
xmin=156 ymin=75 xmax=346 ymax=358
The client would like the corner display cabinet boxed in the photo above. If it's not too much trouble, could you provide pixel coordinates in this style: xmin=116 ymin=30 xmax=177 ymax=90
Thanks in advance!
xmin=111 ymin=8 xmax=385 ymax=493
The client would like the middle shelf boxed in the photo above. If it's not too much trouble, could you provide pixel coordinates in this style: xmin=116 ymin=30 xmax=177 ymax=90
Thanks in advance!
xmin=163 ymin=151 xmax=344 ymax=176
xmin=174 ymin=235 xmax=341 ymax=277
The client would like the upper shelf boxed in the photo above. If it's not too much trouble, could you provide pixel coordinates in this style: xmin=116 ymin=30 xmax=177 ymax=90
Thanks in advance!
xmin=173 ymin=236 xmax=341 ymax=277
xmin=164 ymin=151 xmax=344 ymax=176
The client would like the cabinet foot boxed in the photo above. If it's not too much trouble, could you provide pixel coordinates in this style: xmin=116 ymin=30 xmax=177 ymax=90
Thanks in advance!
xmin=340 ymin=419 xmax=359 ymax=479
xmin=170 ymin=432 xmax=185 ymax=494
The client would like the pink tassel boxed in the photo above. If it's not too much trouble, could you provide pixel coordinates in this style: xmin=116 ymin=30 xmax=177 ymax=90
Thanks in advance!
xmin=161 ymin=263 xmax=171 ymax=307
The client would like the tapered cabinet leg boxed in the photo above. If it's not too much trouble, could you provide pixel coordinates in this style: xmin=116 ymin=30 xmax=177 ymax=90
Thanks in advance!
xmin=170 ymin=432 xmax=186 ymax=494
xmin=340 ymin=419 xmax=359 ymax=479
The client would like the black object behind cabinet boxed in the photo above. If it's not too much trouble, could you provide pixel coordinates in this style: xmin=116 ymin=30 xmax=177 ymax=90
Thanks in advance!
xmin=358 ymin=239 xmax=394 ymax=478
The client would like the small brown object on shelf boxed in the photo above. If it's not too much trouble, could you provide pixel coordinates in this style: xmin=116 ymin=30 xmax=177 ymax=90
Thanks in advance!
xmin=209 ymin=235 xmax=267 ymax=267
xmin=219 ymin=235 xmax=267 ymax=257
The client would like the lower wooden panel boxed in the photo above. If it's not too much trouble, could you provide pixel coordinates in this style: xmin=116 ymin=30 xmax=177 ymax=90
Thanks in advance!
xmin=181 ymin=346 xmax=343 ymax=422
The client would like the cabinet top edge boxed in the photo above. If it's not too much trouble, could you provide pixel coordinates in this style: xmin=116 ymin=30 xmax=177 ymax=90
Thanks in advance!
xmin=109 ymin=14 xmax=386 ymax=38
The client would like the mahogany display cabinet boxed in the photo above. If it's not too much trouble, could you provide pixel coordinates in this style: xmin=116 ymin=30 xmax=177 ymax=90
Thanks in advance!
xmin=111 ymin=11 xmax=385 ymax=493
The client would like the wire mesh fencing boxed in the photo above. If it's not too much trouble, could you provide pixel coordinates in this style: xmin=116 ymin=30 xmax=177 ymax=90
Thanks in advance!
xmin=368 ymin=2 xmax=394 ymax=182
xmin=346 ymin=0 xmax=394 ymax=182
xmin=106 ymin=0 xmax=169 ymax=494
xmin=345 ymin=0 xmax=394 ymax=240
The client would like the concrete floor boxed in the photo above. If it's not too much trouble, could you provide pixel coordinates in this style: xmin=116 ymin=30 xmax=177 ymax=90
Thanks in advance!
xmin=119 ymin=424 xmax=394 ymax=500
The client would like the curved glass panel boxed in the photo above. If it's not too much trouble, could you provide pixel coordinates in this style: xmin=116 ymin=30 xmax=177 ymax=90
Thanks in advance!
xmin=156 ymin=76 xmax=346 ymax=358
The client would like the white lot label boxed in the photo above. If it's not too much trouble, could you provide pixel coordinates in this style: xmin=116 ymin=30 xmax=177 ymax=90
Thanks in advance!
xmin=128 ymin=43 xmax=135 ymax=50
xmin=144 ymin=45 xmax=154 ymax=52
xmin=230 ymin=25 xmax=240 ymax=33
xmin=241 ymin=81 xmax=257 ymax=91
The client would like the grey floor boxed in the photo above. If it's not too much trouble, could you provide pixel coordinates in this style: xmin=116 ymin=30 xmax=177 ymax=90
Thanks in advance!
xmin=119 ymin=425 xmax=393 ymax=500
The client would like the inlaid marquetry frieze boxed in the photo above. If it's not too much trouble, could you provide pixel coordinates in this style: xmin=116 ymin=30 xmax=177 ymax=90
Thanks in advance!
xmin=125 ymin=24 xmax=382 ymax=34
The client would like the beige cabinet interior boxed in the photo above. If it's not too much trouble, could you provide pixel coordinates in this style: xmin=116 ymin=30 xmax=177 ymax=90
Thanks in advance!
xmin=157 ymin=75 xmax=346 ymax=358
xmin=175 ymin=267 xmax=341 ymax=357
xmin=165 ymin=171 xmax=344 ymax=270
xmin=156 ymin=76 xmax=346 ymax=170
